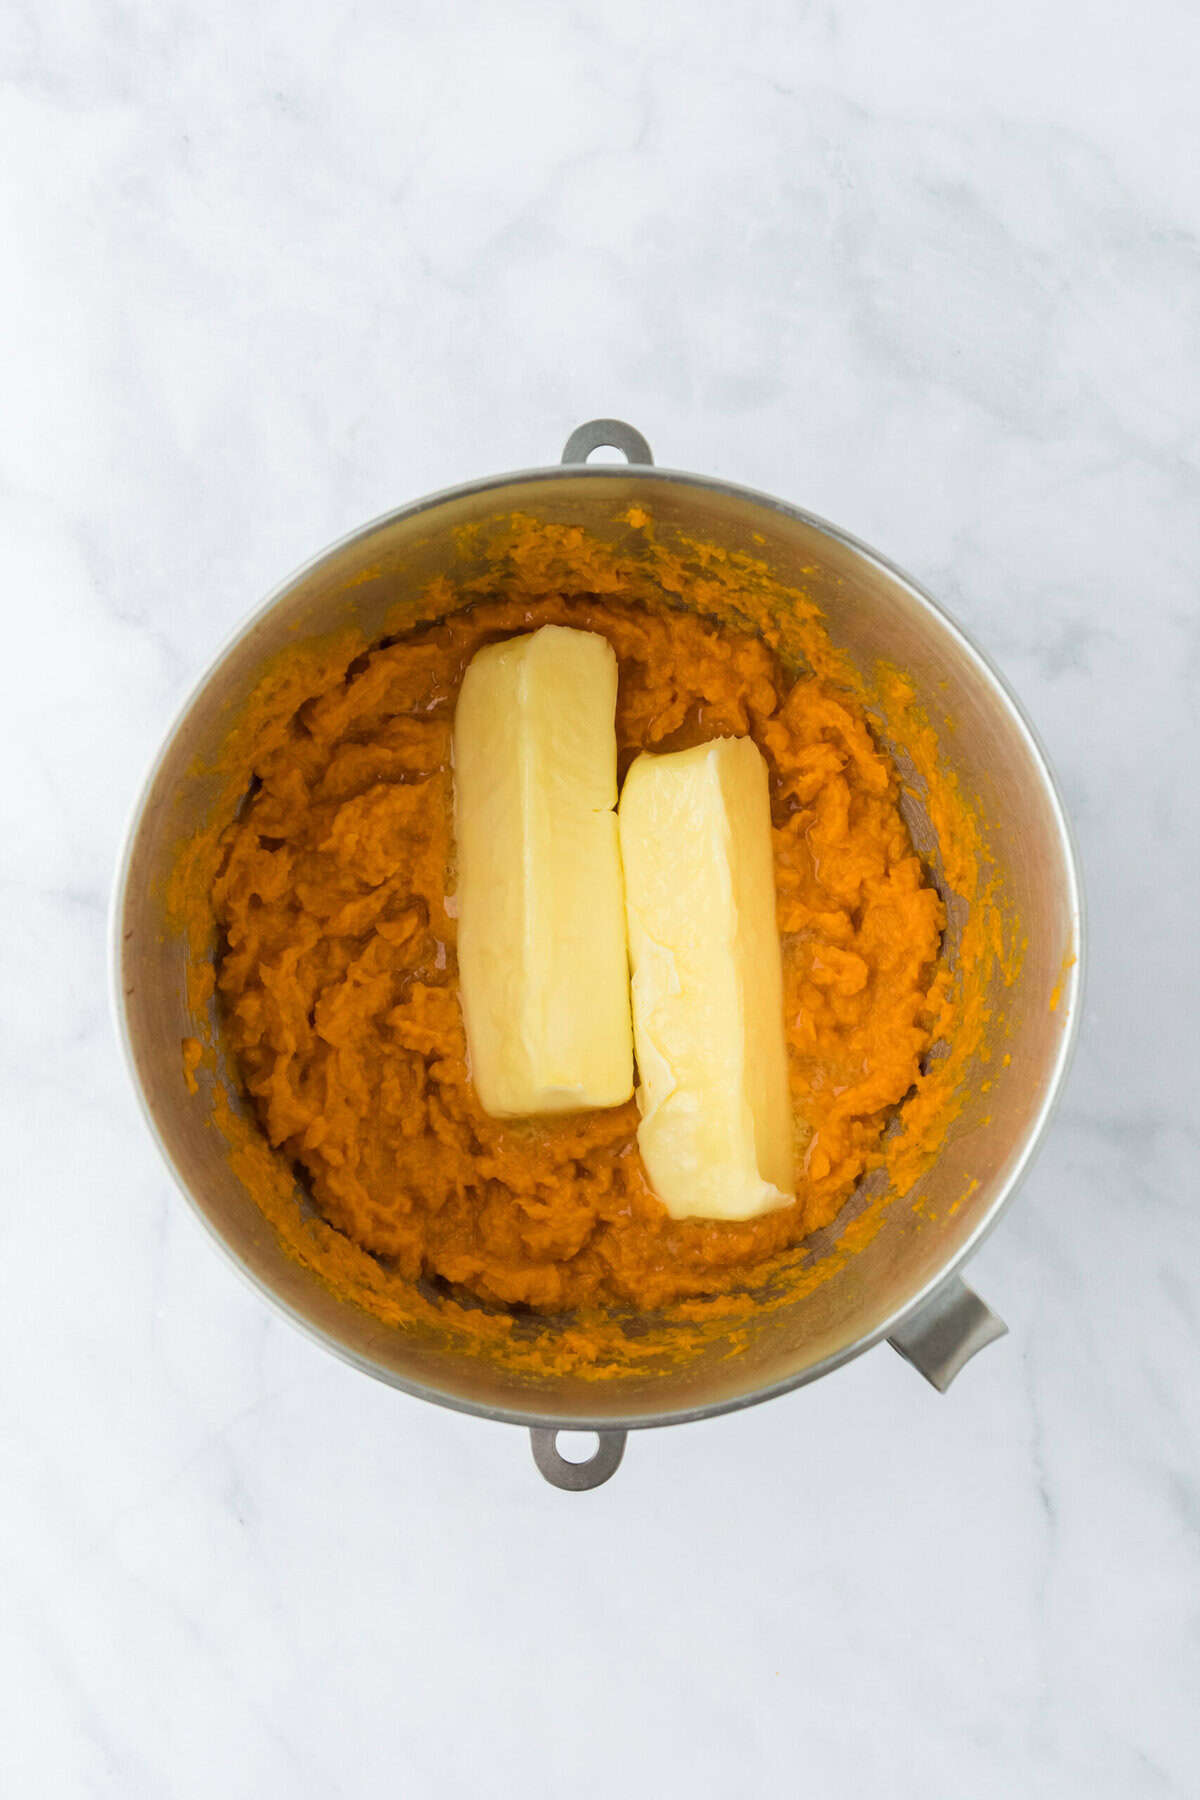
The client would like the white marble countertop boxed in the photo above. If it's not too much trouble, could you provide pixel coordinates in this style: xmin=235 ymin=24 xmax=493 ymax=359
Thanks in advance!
xmin=4 ymin=2 xmax=1198 ymax=1794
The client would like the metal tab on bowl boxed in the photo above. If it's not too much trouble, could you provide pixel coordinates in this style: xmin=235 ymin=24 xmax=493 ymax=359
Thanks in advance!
xmin=561 ymin=418 xmax=654 ymax=467
xmin=530 ymin=1428 xmax=628 ymax=1490
xmin=888 ymin=1277 xmax=1008 ymax=1392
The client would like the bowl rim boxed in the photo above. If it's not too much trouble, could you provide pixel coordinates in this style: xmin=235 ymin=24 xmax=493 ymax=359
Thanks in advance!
xmin=111 ymin=459 xmax=1086 ymax=1432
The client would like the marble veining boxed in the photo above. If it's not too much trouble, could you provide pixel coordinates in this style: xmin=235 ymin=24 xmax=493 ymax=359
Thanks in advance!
xmin=3 ymin=1 xmax=1198 ymax=1794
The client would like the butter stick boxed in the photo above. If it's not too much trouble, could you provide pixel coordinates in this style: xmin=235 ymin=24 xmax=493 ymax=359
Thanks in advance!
xmin=618 ymin=736 xmax=795 ymax=1220
xmin=453 ymin=625 xmax=634 ymax=1117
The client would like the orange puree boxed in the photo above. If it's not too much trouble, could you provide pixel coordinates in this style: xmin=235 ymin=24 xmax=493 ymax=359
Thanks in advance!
xmin=212 ymin=590 xmax=946 ymax=1314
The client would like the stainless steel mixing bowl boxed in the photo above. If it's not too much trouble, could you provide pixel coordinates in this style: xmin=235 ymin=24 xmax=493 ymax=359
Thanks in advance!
xmin=113 ymin=420 xmax=1083 ymax=1489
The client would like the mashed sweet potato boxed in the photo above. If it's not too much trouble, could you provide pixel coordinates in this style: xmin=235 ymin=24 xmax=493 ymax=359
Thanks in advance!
xmin=211 ymin=589 xmax=946 ymax=1314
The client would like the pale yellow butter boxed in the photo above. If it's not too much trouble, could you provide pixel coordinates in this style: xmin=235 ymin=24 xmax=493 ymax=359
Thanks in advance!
xmin=618 ymin=736 xmax=795 ymax=1221
xmin=453 ymin=625 xmax=634 ymax=1117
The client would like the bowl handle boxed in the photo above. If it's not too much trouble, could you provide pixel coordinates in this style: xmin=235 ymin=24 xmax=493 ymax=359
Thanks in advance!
xmin=530 ymin=1428 xmax=628 ymax=1490
xmin=888 ymin=1276 xmax=1008 ymax=1391
xmin=561 ymin=418 xmax=654 ymax=467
